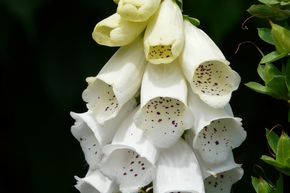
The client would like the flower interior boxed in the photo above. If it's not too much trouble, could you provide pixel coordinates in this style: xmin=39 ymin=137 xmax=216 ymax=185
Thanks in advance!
xmin=194 ymin=118 xmax=235 ymax=164
xmin=148 ymin=45 xmax=173 ymax=60
xmin=101 ymin=149 xmax=153 ymax=191
xmin=192 ymin=62 xmax=235 ymax=96
xmin=138 ymin=97 xmax=187 ymax=148
xmin=71 ymin=118 xmax=102 ymax=169
xmin=83 ymin=79 xmax=120 ymax=123
xmin=204 ymin=168 xmax=242 ymax=193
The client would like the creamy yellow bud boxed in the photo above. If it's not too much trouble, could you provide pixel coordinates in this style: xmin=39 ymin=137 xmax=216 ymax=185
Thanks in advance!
xmin=92 ymin=13 xmax=147 ymax=47
xmin=117 ymin=0 xmax=161 ymax=22
xmin=144 ymin=0 xmax=184 ymax=64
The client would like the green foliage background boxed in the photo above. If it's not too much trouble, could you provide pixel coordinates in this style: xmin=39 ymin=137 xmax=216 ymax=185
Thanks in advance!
xmin=1 ymin=0 xmax=289 ymax=193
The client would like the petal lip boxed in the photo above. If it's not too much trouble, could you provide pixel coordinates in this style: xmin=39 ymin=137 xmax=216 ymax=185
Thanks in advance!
xmin=82 ymin=38 xmax=145 ymax=124
xmin=102 ymin=107 xmax=159 ymax=165
xmin=75 ymin=169 xmax=117 ymax=193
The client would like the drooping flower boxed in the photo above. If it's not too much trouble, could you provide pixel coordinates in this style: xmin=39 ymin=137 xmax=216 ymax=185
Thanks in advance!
xmin=92 ymin=13 xmax=147 ymax=47
xmin=134 ymin=61 xmax=193 ymax=148
xmin=70 ymin=99 xmax=136 ymax=169
xmin=75 ymin=169 xmax=118 ymax=193
xmin=144 ymin=0 xmax=184 ymax=64
xmin=180 ymin=20 xmax=241 ymax=108
xmin=187 ymin=91 xmax=246 ymax=176
xmin=100 ymin=109 xmax=157 ymax=193
xmin=154 ymin=139 xmax=205 ymax=193
xmin=204 ymin=166 xmax=244 ymax=193
xmin=117 ymin=0 xmax=161 ymax=22
xmin=82 ymin=38 xmax=146 ymax=124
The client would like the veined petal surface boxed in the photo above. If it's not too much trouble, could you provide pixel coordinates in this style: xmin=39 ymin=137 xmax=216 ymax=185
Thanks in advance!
xmin=154 ymin=139 xmax=205 ymax=193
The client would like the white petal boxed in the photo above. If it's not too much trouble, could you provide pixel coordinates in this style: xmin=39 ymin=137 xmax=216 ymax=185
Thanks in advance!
xmin=188 ymin=92 xmax=246 ymax=176
xmin=103 ymin=108 xmax=159 ymax=165
xmin=100 ymin=109 xmax=156 ymax=193
xmin=75 ymin=169 xmax=118 ymax=193
xmin=204 ymin=166 xmax=244 ymax=193
xmin=144 ymin=0 xmax=184 ymax=64
xmin=134 ymin=62 xmax=193 ymax=148
xmin=71 ymin=111 xmax=103 ymax=169
xmin=117 ymin=0 xmax=161 ymax=22
xmin=154 ymin=139 xmax=205 ymax=193
xmin=82 ymin=38 xmax=145 ymax=124
xmin=180 ymin=21 xmax=240 ymax=108
xmin=92 ymin=13 xmax=147 ymax=47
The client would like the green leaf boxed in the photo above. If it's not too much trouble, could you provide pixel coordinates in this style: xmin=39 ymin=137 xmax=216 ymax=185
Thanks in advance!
xmin=260 ymin=51 xmax=288 ymax=64
xmin=258 ymin=64 xmax=266 ymax=81
xmin=258 ymin=0 xmax=280 ymax=5
xmin=261 ymin=155 xmax=284 ymax=168
xmin=276 ymin=132 xmax=290 ymax=164
xmin=264 ymin=63 xmax=282 ymax=83
xmin=183 ymin=15 xmax=200 ymax=26
xmin=270 ymin=22 xmax=290 ymax=53
xmin=286 ymin=59 xmax=290 ymax=92
xmin=266 ymin=128 xmax=279 ymax=154
xmin=258 ymin=28 xmax=275 ymax=45
xmin=252 ymin=176 xmax=273 ymax=193
xmin=273 ymin=174 xmax=283 ymax=193
xmin=266 ymin=75 xmax=288 ymax=100
xmin=245 ymin=82 xmax=271 ymax=95
xmin=175 ymin=0 xmax=183 ymax=11
xmin=247 ymin=4 xmax=290 ymax=20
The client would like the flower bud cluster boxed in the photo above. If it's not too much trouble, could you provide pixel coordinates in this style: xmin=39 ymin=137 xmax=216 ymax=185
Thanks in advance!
xmin=71 ymin=1 xmax=246 ymax=193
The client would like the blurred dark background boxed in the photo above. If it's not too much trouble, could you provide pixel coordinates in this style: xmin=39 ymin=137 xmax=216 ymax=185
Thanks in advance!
xmin=1 ymin=0 xmax=289 ymax=193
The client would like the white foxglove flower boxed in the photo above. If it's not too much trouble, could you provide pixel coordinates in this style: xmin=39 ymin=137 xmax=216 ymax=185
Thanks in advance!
xmin=188 ymin=92 xmax=246 ymax=176
xmin=134 ymin=62 xmax=193 ymax=148
xmin=70 ymin=100 xmax=136 ymax=169
xmin=75 ymin=169 xmax=117 ymax=193
xmin=100 ymin=109 xmax=156 ymax=193
xmin=204 ymin=166 xmax=244 ymax=193
xmin=82 ymin=39 xmax=146 ymax=124
xmin=92 ymin=13 xmax=147 ymax=47
xmin=180 ymin=20 xmax=241 ymax=108
xmin=144 ymin=0 xmax=184 ymax=64
xmin=154 ymin=139 xmax=205 ymax=193
xmin=117 ymin=0 xmax=161 ymax=22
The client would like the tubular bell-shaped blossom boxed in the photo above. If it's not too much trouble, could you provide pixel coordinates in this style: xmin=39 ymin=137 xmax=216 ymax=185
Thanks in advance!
xmin=180 ymin=21 xmax=241 ymax=108
xmin=154 ymin=139 xmax=205 ymax=193
xmin=82 ymin=38 xmax=146 ymax=124
xmin=92 ymin=13 xmax=147 ymax=47
xmin=134 ymin=61 xmax=193 ymax=148
xmin=144 ymin=0 xmax=184 ymax=64
xmin=75 ymin=169 xmax=118 ymax=193
xmin=100 ymin=109 xmax=156 ymax=193
xmin=117 ymin=0 xmax=161 ymax=22
xmin=70 ymin=100 xmax=136 ymax=169
xmin=204 ymin=166 xmax=244 ymax=193
xmin=188 ymin=92 xmax=246 ymax=176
